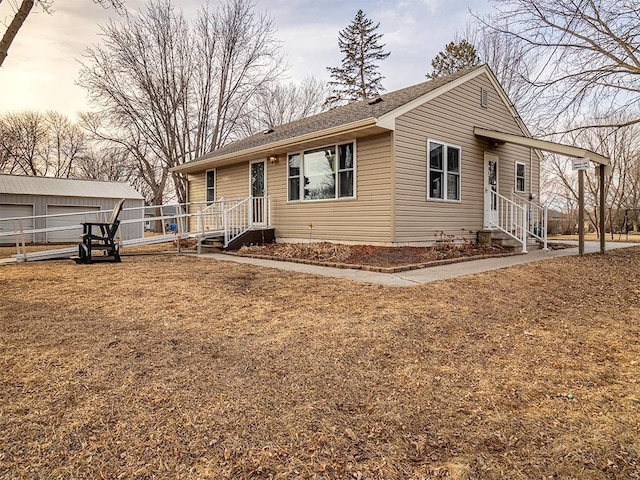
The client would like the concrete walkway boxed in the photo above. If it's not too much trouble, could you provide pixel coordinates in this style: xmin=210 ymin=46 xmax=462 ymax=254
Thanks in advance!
xmin=203 ymin=241 xmax=638 ymax=287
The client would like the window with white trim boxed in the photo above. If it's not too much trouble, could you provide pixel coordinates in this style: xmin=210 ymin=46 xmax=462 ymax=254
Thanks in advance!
xmin=287 ymin=142 xmax=355 ymax=201
xmin=515 ymin=162 xmax=526 ymax=193
xmin=428 ymin=140 xmax=460 ymax=201
xmin=206 ymin=169 xmax=216 ymax=204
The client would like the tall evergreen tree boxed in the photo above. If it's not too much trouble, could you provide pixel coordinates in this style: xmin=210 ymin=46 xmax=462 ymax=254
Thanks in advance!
xmin=426 ymin=39 xmax=480 ymax=79
xmin=325 ymin=10 xmax=390 ymax=106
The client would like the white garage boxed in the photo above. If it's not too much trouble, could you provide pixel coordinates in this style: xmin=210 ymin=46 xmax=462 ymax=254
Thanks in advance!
xmin=0 ymin=174 xmax=145 ymax=244
xmin=0 ymin=204 xmax=34 ymax=244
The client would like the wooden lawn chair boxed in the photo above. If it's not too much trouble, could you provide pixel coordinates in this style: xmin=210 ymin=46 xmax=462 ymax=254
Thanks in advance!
xmin=75 ymin=198 xmax=126 ymax=264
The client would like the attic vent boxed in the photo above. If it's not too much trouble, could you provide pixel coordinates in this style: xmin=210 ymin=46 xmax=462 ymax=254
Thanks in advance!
xmin=368 ymin=96 xmax=383 ymax=105
xmin=263 ymin=127 xmax=275 ymax=135
xmin=481 ymin=88 xmax=489 ymax=108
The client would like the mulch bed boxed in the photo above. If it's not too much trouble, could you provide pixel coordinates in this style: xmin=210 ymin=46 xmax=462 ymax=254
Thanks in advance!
xmin=235 ymin=242 xmax=520 ymax=272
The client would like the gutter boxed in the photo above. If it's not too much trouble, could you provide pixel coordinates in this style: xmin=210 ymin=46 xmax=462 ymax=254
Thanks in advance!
xmin=171 ymin=117 xmax=381 ymax=174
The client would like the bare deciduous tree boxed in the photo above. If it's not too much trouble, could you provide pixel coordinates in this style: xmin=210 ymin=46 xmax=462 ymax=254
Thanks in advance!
xmin=482 ymin=0 xmax=640 ymax=133
xmin=238 ymin=77 xmax=330 ymax=136
xmin=79 ymin=111 xmax=168 ymax=206
xmin=73 ymin=144 xmax=135 ymax=183
xmin=544 ymin=119 xmax=640 ymax=235
xmin=0 ymin=0 xmax=123 ymax=67
xmin=460 ymin=23 xmax=536 ymax=123
xmin=0 ymin=111 xmax=49 ymax=175
xmin=44 ymin=111 xmax=85 ymax=178
xmin=0 ymin=110 xmax=87 ymax=176
xmin=78 ymin=0 xmax=283 ymax=205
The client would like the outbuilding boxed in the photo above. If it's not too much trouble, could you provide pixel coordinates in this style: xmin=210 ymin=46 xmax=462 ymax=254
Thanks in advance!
xmin=0 ymin=174 xmax=145 ymax=244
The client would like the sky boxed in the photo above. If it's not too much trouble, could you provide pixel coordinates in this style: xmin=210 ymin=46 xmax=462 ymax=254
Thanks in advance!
xmin=0 ymin=0 xmax=495 ymax=119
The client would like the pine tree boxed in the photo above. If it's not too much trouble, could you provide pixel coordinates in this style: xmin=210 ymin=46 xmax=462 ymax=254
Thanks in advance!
xmin=426 ymin=39 xmax=480 ymax=79
xmin=325 ymin=10 xmax=390 ymax=106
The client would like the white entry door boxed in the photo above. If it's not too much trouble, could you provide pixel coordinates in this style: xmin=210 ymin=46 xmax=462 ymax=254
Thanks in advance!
xmin=250 ymin=160 xmax=266 ymax=225
xmin=484 ymin=153 xmax=499 ymax=228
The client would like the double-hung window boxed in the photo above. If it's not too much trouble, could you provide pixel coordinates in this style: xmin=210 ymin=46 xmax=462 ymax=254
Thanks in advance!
xmin=428 ymin=140 xmax=460 ymax=201
xmin=515 ymin=162 xmax=526 ymax=193
xmin=206 ymin=169 xmax=216 ymax=204
xmin=287 ymin=142 xmax=355 ymax=201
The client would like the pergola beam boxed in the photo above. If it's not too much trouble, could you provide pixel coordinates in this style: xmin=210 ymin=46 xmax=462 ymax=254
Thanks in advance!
xmin=473 ymin=127 xmax=610 ymax=166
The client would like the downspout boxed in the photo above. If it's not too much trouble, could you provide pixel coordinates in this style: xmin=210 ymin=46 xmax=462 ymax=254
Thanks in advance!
xmin=529 ymin=148 xmax=533 ymax=196
xmin=389 ymin=131 xmax=396 ymax=246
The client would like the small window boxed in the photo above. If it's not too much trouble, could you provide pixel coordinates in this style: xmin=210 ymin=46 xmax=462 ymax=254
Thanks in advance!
xmin=338 ymin=143 xmax=354 ymax=198
xmin=515 ymin=162 xmax=526 ymax=193
xmin=428 ymin=140 xmax=460 ymax=201
xmin=206 ymin=169 xmax=216 ymax=204
xmin=287 ymin=153 xmax=301 ymax=201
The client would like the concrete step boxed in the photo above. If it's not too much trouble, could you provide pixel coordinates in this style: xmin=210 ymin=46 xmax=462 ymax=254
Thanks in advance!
xmin=491 ymin=232 xmax=540 ymax=250
xmin=200 ymin=245 xmax=223 ymax=253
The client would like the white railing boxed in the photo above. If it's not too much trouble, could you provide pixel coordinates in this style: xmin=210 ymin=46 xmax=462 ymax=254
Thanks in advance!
xmin=491 ymin=190 xmax=528 ymax=253
xmin=512 ymin=194 xmax=548 ymax=251
xmin=2 ymin=196 xmax=271 ymax=260
xmin=223 ymin=196 xmax=270 ymax=247
xmin=196 ymin=198 xmax=243 ymax=233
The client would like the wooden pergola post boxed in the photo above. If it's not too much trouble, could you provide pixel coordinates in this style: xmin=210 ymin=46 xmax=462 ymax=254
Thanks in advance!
xmin=599 ymin=164 xmax=606 ymax=254
xmin=578 ymin=169 xmax=584 ymax=255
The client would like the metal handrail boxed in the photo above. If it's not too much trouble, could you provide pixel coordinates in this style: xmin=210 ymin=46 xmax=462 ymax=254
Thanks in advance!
xmin=2 ymin=197 xmax=271 ymax=258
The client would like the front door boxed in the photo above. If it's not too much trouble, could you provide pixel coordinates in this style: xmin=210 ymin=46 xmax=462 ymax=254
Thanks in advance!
xmin=250 ymin=160 xmax=266 ymax=225
xmin=484 ymin=153 xmax=499 ymax=228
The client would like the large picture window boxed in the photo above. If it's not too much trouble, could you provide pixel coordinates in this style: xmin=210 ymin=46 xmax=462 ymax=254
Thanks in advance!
xmin=287 ymin=142 xmax=355 ymax=201
xmin=515 ymin=162 xmax=526 ymax=193
xmin=428 ymin=140 xmax=460 ymax=201
xmin=206 ymin=169 xmax=216 ymax=204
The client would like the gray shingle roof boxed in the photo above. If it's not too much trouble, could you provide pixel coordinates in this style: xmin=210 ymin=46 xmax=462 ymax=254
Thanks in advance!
xmin=193 ymin=66 xmax=483 ymax=163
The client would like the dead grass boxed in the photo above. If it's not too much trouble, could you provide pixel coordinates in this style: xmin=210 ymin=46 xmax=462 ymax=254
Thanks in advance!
xmin=1 ymin=248 xmax=640 ymax=479
xmin=550 ymin=233 xmax=640 ymax=243
xmin=0 ymin=242 xmax=180 ymax=260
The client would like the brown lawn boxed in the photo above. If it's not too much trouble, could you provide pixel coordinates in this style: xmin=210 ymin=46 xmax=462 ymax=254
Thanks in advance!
xmin=549 ymin=233 xmax=640 ymax=243
xmin=1 ymin=248 xmax=640 ymax=479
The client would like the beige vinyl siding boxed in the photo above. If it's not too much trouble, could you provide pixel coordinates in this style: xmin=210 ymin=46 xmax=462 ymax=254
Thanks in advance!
xmin=189 ymin=164 xmax=249 ymax=203
xmin=187 ymin=173 xmax=206 ymax=232
xmin=217 ymin=162 xmax=250 ymax=200
xmin=393 ymin=72 xmax=537 ymax=243
xmin=268 ymin=133 xmax=393 ymax=243
xmin=187 ymin=164 xmax=250 ymax=231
